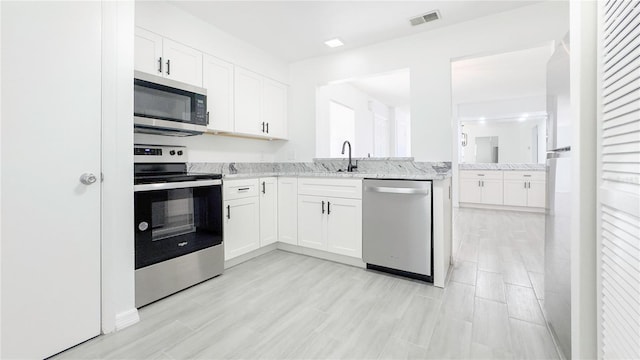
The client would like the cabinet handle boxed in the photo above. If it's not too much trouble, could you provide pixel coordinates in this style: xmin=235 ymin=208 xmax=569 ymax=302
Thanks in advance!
xmin=481 ymin=180 xmax=484 ymax=187
xmin=327 ymin=201 xmax=331 ymax=215
xmin=206 ymin=111 xmax=210 ymax=125
xmin=322 ymin=201 xmax=325 ymax=214
xmin=266 ymin=123 xmax=269 ymax=134
xmin=166 ymin=59 xmax=171 ymax=75
xmin=528 ymin=181 xmax=531 ymax=189
xmin=262 ymin=122 xmax=265 ymax=133
xmin=238 ymin=187 xmax=250 ymax=192
xmin=227 ymin=205 xmax=230 ymax=219
xmin=478 ymin=180 xmax=481 ymax=187
xmin=524 ymin=181 xmax=527 ymax=189
xmin=262 ymin=181 xmax=266 ymax=194
xmin=477 ymin=174 xmax=485 ymax=176
xmin=158 ymin=56 xmax=163 ymax=73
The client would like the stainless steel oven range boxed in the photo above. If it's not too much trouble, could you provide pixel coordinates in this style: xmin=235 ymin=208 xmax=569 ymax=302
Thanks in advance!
xmin=134 ymin=144 xmax=223 ymax=308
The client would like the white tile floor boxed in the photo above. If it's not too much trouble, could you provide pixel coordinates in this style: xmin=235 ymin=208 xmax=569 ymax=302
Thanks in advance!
xmin=56 ymin=207 xmax=558 ymax=359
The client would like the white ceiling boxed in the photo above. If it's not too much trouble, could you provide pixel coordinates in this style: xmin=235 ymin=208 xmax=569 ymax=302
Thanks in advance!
xmin=170 ymin=1 xmax=539 ymax=63
xmin=350 ymin=69 xmax=411 ymax=109
xmin=451 ymin=44 xmax=554 ymax=106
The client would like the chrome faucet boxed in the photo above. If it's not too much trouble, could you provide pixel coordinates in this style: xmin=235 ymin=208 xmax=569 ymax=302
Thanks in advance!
xmin=341 ymin=140 xmax=358 ymax=172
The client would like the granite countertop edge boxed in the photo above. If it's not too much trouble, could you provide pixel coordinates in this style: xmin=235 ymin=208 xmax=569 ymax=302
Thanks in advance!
xmin=458 ymin=163 xmax=546 ymax=171
xmin=222 ymin=172 xmax=450 ymax=180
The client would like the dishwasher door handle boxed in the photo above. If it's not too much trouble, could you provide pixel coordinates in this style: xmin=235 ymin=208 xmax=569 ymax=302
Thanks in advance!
xmin=366 ymin=186 xmax=430 ymax=195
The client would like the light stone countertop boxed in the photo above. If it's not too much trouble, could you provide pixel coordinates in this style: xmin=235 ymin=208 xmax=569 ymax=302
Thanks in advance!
xmin=189 ymin=159 xmax=452 ymax=181
xmin=458 ymin=163 xmax=546 ymax=171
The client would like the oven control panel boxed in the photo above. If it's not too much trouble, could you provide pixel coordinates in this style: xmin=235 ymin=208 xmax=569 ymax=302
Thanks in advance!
xmin=134 ymin=144 xmax=187 ymax=163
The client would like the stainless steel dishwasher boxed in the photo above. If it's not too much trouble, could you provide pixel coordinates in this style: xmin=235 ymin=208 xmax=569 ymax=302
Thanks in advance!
xmin=363 ymin=179 xmax=432 ymax=281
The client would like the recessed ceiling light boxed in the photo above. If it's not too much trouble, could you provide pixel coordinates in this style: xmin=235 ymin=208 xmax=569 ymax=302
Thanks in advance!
xmin=324 ymin=38 xmax=344 ymax=48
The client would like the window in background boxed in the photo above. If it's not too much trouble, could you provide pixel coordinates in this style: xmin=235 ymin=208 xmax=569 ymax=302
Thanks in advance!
xmin=329 ymin=100 xmax=355 ymax=157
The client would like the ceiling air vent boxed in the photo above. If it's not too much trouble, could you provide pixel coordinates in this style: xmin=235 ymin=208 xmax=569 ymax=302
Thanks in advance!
xmin=409 ymin=10 xmax=440 ymax=26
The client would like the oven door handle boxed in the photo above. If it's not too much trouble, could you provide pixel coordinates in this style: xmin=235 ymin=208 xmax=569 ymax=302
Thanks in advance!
xmin=134 ymin=179 xmax=222 ymax=192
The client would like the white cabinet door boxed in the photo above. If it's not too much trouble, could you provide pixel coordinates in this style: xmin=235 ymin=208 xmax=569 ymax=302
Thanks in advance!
xmin=297 ymin=195 xmax=326 ymax=250
xmin=162 ymin=38 xmax=203 ymax=86
xmin=224 ymin=197 xmax=260 ymax=260
xmin=480 ymin=179 xmax=504 ymax=205
xmin=278 ymin=177 xmax=298 ymax=245
xmin=234 ymin=67 xmax=263 ymax=135
xmin=326 ymin=198 xmax=362 ymax=258
xmin=203 ymin=55 xmax=234 ymax=132
xmin=259 ymin=177 xmax=278 ymax=247
xmin=527 ymin=180 xmax=546 ymax=208
xmin=134 ymin=27 xmax=163 ymax=76
xmin=2 ymin=2 xmax=102 ymax=357
xmin=262 ymin=78 xmax=287 ymax=139
xmin=503 ymin=180 xmax=528 ymax=207
xmin=459 ymin=178 xmax=482 ymax=203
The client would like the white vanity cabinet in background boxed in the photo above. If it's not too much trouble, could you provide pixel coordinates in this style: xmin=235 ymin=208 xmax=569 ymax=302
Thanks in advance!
xmin=203 ymin=55 xmax=234 ymax=133
xmin=277 ymin=177 xmax=298 ymax=245
xmin=459 ymin=170 xmax=504 ymax=205
xmin=234 ymin=67 xmax=287 ymax=139
xmin=297 ymin=178 xmax=362 ymax=259
xmin=259 ymin=177 xmax=278 ymax=247
xmin=223 ymin=179 xmax=260 ymax=260
xmin=134 ymin=27 xmax=203 ymax=86
xmin=503 ymin=171 xmax=546 ymax=208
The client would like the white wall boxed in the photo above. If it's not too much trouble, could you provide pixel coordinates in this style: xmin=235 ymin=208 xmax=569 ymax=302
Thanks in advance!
xmin=279 ymin=2 xmax=569 ymax=162
xmin=134 ymin=1 xmax=290 ymax=163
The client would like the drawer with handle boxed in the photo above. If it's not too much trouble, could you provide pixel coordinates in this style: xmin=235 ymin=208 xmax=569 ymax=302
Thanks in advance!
xmin=503 ymin=170 xmax=546 ymax=181
xmin=223 ymin=178 xmax=259 ymax=200
xmin=459 ymin=170 xmax=503 ymax=180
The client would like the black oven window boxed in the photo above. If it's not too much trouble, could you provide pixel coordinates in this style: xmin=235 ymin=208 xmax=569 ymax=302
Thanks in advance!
xmin=135 ymin=185 xmax=223 ymax=269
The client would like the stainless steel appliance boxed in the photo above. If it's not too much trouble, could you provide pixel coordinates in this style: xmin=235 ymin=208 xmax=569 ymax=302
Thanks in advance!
xmin=134 ymin=71 xmax=208 ymax=136
xmin=363 ymin=179 xmax=432 ymax=281
xmin=544 ymin=33 xmax=571 ymax=359
xmin=134 ymin=144 xmax=223 ymax=307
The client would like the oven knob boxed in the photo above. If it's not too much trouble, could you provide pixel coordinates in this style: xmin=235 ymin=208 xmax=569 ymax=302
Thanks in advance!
xmin=177 ymin=150 xmax=183 ymax=156
xmin=169 ymin=150 xmax=176 ymax=156
xmin=138 ymin=221 xmax=149 ymax=231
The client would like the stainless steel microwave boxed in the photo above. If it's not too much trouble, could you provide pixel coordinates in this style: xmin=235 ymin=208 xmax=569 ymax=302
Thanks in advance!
xmin=134 ymin=70 xmax=207 ymax=136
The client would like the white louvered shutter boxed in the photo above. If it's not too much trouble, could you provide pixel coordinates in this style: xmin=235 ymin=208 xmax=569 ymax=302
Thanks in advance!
xmin=600 ymin=0 xmax=640 ymax=358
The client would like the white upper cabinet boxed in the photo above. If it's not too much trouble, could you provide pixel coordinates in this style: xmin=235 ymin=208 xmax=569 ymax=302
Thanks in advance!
xmin=234 ymin=66 xmax=288 ymax=139
xmin=134 ymin=28 xmax=163 ymax=76
xmin=203 ymin=55 xmax=234 ymax=133
xmin=234 ymin=67 xmax=263 ymax=135
xmin=134 ymin=27 xmax=203 ymax=87
xmin=262 ymin=78 xmax=287 ymax=139
xmin=162 ymin=38 xmax=203 ymax=86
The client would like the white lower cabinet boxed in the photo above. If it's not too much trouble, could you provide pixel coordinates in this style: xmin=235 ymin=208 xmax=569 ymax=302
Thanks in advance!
xmin=224 ymin=196 xmax=260 ymax=260
xmin=503 ymin=171 xmax=546 ymax=208
xmin=259 ymin=177 xmax=278 ymax=246
xmin=277 ymin=177 xmax=298 ymax=245
xmin=460 ymin=170 xmax=546 ymax=210
xmin=297 ymin=195 xmax=326 ymax=250
xmin=459 ymin=171 xmax=504 ymax=205
xmin=297 ymin=178 xmax=363 ymax=259
xmin=325 ymin=197 xmax=362 ymax=258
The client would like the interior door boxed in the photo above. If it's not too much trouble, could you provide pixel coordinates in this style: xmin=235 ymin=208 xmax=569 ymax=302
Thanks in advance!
xmin=1 ymin=2 xmax=102 ymax=358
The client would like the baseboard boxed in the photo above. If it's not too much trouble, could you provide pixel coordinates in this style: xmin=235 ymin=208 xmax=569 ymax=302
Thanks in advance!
xmin=224 ymin=243 xmax=279 ymax=269
xmin=459 ymin=202 xmax=545 ymax=213
xmin=114 ymin=308 xmax=139 ymax=331
xmin=277 ymin=243 xmax=366 ymax=268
